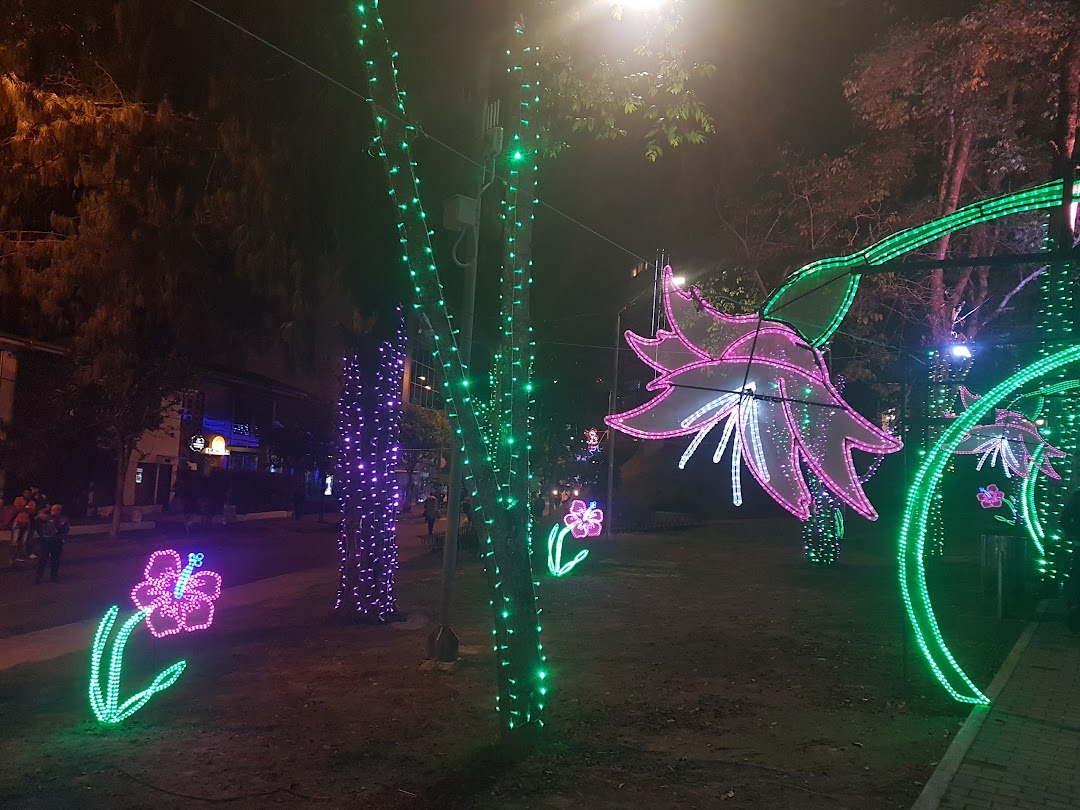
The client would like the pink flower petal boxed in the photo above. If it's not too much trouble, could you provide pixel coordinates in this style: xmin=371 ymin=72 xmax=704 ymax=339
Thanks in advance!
xmin=131 ymin=581 xmax=167 ymax=611
xmin=145 ymin=601 xmax=184 ymax=639
xmin=185 ymin=570 xmax=222 ymax=601
xmin=143 ymin=549 xmax=182 ymax=585
xmin=179 ymin=594 xmax=216 ymax=633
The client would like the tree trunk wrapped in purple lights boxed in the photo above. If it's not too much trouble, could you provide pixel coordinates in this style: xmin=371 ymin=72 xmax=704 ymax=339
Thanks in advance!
xmin=335 ymin=314 xmax=406 ymax=622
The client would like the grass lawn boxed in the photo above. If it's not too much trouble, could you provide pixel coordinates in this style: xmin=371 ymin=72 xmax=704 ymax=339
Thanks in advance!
xmin=0 ymin=518 xmax=1025 ymax=808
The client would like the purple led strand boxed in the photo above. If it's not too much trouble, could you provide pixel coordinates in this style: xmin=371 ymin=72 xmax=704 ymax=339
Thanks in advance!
xmin=335 ymin=310 xmax=406 ymax=622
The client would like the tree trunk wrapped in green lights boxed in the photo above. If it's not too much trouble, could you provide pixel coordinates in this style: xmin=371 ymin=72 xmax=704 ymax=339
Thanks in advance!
xmin=355 ymin=2 xmax=546 ymax=746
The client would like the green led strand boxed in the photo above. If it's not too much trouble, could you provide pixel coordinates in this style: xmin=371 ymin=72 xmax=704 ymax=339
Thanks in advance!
xmin=764 ymin=179 xmax=1080 ymax=346
xmin=356 ymin=3 xmax=546 ymax=738
xmin=89 ymin=606 xmax=187 ymax=724
xmin=546 ymin=524 xmax=589 ymax=577
xmin=1035 ymin=202 xmax=1077 ymax=587
xmin=900 ymin=345 xmax=1080 ymax=704
xmin=1018 ymin=445 xmax=1047 ymax=560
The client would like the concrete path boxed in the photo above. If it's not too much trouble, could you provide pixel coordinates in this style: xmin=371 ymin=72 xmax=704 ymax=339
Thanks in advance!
xmin=914 ymin=602 xmax=1080 ymax=809
xmin=0 ymin=568 xmax=329 ymax=672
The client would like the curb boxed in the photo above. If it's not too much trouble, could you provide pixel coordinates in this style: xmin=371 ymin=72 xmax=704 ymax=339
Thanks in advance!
xmin=910 ymin=600 xmax=1046 ymax=810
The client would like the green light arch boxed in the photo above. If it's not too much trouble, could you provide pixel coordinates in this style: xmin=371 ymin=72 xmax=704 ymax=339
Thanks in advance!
xmin=1018 ymin=447 xmax=1047 ymax=559
xmin=900 ymin=345 xmax=1080 ymax=704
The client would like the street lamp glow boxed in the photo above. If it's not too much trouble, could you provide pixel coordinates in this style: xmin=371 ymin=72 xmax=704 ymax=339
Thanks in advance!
xmin=618 ymin=0 xmax=670 ymax=11
xmin=950 ymin=344 xmax=972 ymax=359
xmin=671 ymin=275 xmax=686 ymax=287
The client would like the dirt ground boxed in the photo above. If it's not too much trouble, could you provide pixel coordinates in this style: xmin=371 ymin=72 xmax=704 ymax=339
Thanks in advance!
xmin=0 ymin=518 xmax=1024 ymax=809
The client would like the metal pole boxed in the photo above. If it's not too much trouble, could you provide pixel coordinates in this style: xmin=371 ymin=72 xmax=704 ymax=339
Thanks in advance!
xmin=429 ymin=62 xmax=490 ymax=664
xmin=605 ymin=310 xmax=621 ymax=538
xmin=996 ymin=539 xmax=1005 ymax=620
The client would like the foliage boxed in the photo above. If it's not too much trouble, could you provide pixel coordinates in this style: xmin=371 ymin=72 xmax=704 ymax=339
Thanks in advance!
xmin=538 ymin=0 xmax=716 ymax=161
xmin=399 ymin=403 xmax=451 ymax=505
xmin=843 ymin=0 xmax=1071 ymax=344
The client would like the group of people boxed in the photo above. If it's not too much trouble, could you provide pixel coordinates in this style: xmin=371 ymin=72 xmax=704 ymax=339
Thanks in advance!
xmin=3 ymin=487 xmax=70 ymax=583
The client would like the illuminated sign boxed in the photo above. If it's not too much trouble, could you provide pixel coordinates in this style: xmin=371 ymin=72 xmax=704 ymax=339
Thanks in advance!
xmin=189 ymin=434 xmax=206 ymax=453
xmin=204 ymin=435 xmax=229 ymax=456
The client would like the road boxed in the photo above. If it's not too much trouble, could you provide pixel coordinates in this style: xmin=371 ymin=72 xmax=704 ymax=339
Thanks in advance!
xmin=0 ymin=512 xmax=442 ymax=638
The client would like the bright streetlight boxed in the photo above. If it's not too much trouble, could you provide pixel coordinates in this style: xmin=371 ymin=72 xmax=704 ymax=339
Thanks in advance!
xmin=671 ymin=275 xmax=686 ymax=287
xmin=616 ymin=0 xmax=670 ymax=11
xmin=950 ymin=344 xmax=972 ymax=360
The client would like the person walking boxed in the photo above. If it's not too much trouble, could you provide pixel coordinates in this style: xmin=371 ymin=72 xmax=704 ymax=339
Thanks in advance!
xmin=0 ymin=498 xmax=14 ymax=568
xmin=461 ymin=492 xmax=473 ymax=526
xmin=27 ymin=495 xmax=48 ymax=560
xmin=423 ymin=494 xmax=439 ymax=537
xmin=34 ymin=504 xmax=68 ymax=584
xmin=533 ymin=491 xmax=546 ymax=522
xmin=11 ymin=496 xmax=30 ymax=562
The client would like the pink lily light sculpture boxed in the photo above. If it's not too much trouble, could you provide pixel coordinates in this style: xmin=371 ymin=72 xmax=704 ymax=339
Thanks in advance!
xmin=950 ymin=387 xmax=1064 ymax=479
xmin=605 ymin=268 xmax=902 ymax=521
xmin=131 ymin=549 xmax=223 ymax=639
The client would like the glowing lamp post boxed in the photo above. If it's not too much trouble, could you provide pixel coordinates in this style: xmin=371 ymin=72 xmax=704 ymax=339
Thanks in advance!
xmin=613 ymin=0 xmax=671 ymax=11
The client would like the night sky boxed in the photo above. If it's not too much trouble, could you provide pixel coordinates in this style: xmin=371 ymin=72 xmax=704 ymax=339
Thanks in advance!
xmin=174 ymin=0 xmax=976 ymax=421
xmin=360 ymin=0 xmax=968 ymax=423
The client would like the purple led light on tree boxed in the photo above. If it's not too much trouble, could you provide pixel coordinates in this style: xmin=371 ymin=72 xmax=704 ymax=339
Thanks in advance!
xmin=335 ymin=310 xmax=406 ymax=622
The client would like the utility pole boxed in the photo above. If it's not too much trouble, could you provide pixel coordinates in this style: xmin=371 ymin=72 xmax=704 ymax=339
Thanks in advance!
xmin=605 ymin=310 xmax=621 ymax=538
xmin=428 ymin=62 xmax=499 ymax=664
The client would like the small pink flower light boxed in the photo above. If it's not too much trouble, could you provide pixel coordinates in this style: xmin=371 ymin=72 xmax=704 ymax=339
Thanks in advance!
xmin=977 ymin=485 xmax=1004 ymax=510
xmin=563 ymin=500 xmax=604 ymax=539
xmin=131 ymin=549 xmax=222 ymax=639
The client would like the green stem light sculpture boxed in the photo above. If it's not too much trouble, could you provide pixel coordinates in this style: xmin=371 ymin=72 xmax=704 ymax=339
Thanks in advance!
xmin=89 ymin=606 xmax=187 ymax=724
xmin=900 ymin=345 xmax=1080 ymax=704
xmin=546 ymin=524 xmax=589 ymax=577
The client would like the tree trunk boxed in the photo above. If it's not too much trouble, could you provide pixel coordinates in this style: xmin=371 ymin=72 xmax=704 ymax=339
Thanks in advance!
xmin=358 ymin=8 xmax=545 ymax=749
xmin=110 ymin=444 xmax=129 ymax=541
xmin=929 ymin=119 xmax=974 ymax=344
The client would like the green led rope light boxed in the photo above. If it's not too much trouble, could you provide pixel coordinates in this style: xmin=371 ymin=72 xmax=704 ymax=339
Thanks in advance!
xmin=1018 ymin=446 xmax=1047 ymax=559
xmin=1035 ymin=201 xmax=1076 ymax=587
xmin=900 ymin=345 xmax=1080 ymax=704
xmin=546 ymin=524 xmax=589 ymax=577
xmin=356 ymin=3 xmax=546 ymax=735
xmin=89 ymin=606 xmax=187 ymax=724
xmin=764 ymin=179 xmax=1080 ymax=346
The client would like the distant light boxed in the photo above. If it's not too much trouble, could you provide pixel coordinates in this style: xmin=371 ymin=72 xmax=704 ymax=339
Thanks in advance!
xmin=672 ymin=276 xmax=686 ymax=287
xmin=950 ymin=345 xmax=972 ymax=359
xmin=417 ymin=375 xmax=426 ymax=381
xmin=552 ymin=489 xmax=558 ymax=495
xmin=573 ymin=489 xmax=580 ymax=496
xmin=1036 ymin=418 xmax=1046 ymax=426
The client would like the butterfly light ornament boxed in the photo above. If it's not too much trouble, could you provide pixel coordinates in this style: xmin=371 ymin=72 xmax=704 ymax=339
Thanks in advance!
xmin=605 ymin=268 xmax=902 ymax=521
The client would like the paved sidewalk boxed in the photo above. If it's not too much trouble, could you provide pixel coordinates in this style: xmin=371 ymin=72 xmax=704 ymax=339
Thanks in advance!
xmin=916 ymin=602 xmax=1080 ymax=809
xmin=0 ymin=568 xmax=329 ymax=672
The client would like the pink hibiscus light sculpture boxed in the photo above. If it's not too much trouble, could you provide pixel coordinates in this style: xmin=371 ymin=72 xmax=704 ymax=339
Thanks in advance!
xmin=605 ymin=268 xmax=902 ymax=521
xmin=977 ymin=485 xmax=1005 ymax=509
xmin=131 ymin=549 xmax=223 ymax=639
xmin=564 ymin=500 xmax=604 ymax=539
xmin=951 ymin=388 xmax=1064 ymax=480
